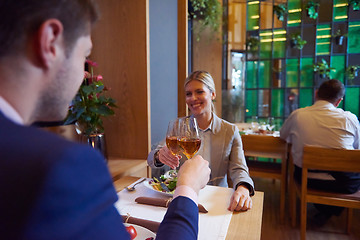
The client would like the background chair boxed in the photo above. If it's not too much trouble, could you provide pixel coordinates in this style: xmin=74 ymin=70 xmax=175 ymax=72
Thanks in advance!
xmin=241 ymin=134 xmax=288 ymax=222
xmin=289 ymin=145 xmax=360 ymax=240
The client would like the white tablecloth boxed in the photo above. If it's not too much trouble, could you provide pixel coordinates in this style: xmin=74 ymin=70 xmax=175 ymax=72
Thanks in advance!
xmin=115 ymin=178 xmax=234 ymax=240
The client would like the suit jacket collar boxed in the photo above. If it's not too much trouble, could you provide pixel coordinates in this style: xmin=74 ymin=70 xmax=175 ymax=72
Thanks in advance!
xmin=211 ymin=113 xmax=223 ymax=135
xmin=209 ymin=114 xmax=227 ymax=180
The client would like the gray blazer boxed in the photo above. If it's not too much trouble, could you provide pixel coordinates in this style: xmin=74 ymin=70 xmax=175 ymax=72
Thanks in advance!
xmin=148 ymin=114 xmax=254 ymax=194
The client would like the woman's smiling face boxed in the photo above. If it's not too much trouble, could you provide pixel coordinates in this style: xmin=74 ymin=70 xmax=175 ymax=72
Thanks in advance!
xmin=185 ymin=80 xmax=215 ymax=117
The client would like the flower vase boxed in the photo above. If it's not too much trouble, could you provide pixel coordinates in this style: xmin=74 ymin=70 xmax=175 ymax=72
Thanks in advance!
xmin=85 ymin=133 xmax=108 ymax=162
xmin=74 ymin=123 xmax=108 ymax=162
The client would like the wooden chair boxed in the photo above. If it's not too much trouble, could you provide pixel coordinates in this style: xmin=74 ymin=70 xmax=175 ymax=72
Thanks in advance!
xmin=289 ymin=145 xmax=360 ymax=240
xmin=241 ymin=134 xmax=288 ymax=222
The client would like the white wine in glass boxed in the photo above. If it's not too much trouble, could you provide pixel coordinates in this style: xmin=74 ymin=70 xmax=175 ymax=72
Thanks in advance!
xmin=165 ymin=118 xmax=182 ymax=156
xmin=178 ymin=116 xmax=201 ymax=159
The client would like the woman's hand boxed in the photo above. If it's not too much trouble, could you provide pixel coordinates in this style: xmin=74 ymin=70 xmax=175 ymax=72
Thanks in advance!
xmin=228 ymin=185 xmax=252 ymax=211
xmin=158 ymin=147 xmax=181 ymax=169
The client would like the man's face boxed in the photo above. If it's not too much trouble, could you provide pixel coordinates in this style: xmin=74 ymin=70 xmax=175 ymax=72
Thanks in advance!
xmin=35 ymin=34 xmax=92 ymax=122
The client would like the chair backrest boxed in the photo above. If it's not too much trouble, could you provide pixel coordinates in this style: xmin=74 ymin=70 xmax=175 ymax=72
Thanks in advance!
xmin=303 ymin=146 xmax=360 ymax=173
xmin=241 ymin=135 xmax=288 ymax=159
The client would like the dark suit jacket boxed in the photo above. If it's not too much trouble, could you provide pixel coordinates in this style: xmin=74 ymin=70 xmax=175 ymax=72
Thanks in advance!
xmin=0 ymin=112 xmax=198 ymax=239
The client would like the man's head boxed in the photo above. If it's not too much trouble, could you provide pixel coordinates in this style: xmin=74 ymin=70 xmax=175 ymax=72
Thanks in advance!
xmin=316 ymin=79 xmax=345 ymax=106
xmin=0 ymin=0 xmax=98 ymax=58
xmin=0 ymin=0 xmax=99 ymax=124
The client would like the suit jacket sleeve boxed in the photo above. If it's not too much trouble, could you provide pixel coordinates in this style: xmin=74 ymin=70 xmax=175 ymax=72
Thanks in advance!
xmin=229 ymin=125 xmax=255 ymax=195
xmin=22 ymin=143 xmax=130 ymax=240
xmin=147 ymin=139 xmax=168 ymax=168
xmin=156 ymin=196 xmax=199 ymax=240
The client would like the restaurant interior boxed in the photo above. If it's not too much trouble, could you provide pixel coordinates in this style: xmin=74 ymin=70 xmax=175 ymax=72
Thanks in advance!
xmin=44 ymin=0 xmax=360 ymax=239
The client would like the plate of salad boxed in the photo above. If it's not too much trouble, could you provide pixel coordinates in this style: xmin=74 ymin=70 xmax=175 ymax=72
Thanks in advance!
xmin=144 ymin=170 xmax=178 ymax=196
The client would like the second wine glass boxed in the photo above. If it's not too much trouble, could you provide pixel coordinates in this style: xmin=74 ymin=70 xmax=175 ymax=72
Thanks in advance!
xmin=166 ymin=118 xmax=182 ymax=156
xmin=267 ymin=117 xmax=275 ymax=131
xmin=178 ymin=116 xmax=201 ymax=159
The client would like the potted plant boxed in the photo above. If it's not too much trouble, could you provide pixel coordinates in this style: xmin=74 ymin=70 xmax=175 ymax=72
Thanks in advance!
xmin=64 ymin=59 xmax=117 ymax=159
xmin=188 ymin=0 xmax=223 ymax=40
xmin=349 ymin=0 xmax=360 ymax=11
xmin=346 ymin=65 xmax=360 ymax=80
xmin=290 ymin=32 xmax=307 ymax=50
xmin=306 ymin=1 xmax=320 ymax=19
xmin=332 ymin=29 xmax=347 ymax=45
xmin=273 ymin=3 xmax=287 ymax=22
xmin=246 ymin=36 xmax=259 ymax=54
xmin=313 ymin=59 xmax=336 ymax=79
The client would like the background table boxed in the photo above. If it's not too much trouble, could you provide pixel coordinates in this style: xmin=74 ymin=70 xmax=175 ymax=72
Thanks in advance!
xmin=113 ymin=176 xmax=264 ymax=240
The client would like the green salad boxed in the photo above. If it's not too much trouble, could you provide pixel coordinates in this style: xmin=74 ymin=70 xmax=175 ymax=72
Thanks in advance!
xmin=149 ymin=170 xmax=178 ymax=194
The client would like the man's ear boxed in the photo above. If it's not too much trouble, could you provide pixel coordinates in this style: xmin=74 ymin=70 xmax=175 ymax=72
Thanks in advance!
xmin=334 ymin=98 xmax=343 ymax=107
xmin=314 ymin=89 xmax=319 ymax=101
xmin=35 ymin=19 xmax=64 ymax=69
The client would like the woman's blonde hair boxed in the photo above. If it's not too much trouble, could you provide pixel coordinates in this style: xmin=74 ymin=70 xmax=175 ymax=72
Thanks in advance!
xmin=184 ymin=70 xmax=216 ymax=112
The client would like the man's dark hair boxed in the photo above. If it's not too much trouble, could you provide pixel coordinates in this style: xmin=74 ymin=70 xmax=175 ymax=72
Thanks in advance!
xmin=0 ymin=0 xmax=99 ymax=58
xmin=317 ymin=79 xmax=345 ymax=103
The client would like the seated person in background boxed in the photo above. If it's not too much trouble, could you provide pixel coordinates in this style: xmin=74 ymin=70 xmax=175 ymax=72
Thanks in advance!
xmin=148 ymin=70 xmax=254 ymax=212
xmin=280 ymin=79 xmax=360 ymax=218
xmin=0 ymin=1 xmax=210 ymax=239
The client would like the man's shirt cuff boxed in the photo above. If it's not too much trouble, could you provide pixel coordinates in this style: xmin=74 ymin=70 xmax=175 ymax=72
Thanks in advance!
xmin=173 ymin=185 xmax=198 ymax=205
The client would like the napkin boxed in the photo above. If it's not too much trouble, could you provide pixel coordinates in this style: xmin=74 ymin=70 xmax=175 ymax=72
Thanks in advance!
xmin=121 ymin=215 xmax=160 ymax=233
xmin=135 ymin=196 xmax=208 ymax=213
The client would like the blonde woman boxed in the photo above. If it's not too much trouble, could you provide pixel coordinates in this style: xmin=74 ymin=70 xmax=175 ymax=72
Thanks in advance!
xmin=148 ymin=70 xmax=254 ymax=211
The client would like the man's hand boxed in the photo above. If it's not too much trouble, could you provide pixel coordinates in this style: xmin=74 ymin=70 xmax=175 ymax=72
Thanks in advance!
xmin=228 ymin=185 xmax=252 ymax=211
xmin=177 ymin=155 xmax=210 ymax=195
xmin=158 ymin=147 xmax=181 ymax=169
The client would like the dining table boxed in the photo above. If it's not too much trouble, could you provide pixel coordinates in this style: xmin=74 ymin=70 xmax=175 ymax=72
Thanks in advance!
xmin=113 ymin=176 xmax=264 ymax=240
xmin=235 ymin=122 xmax=289 ymax=223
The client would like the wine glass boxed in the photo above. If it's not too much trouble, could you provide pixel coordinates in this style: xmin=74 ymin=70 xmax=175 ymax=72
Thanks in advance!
xmin=178 ymin=116 xmax=201 ymax=159
xmin=165 ymin=118 xmax=182 ymax=156
xmin=259 ymin=119 xmax=268 ymax=131
xmin=267 ymin=117 xmax=275 ymax=132
xmin=250 ymin=116 xmax=259 ymax=131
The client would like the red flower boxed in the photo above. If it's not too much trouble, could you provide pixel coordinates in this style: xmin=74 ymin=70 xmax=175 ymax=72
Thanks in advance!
xmin=86 ymin=59 xmax=98 ymax=67
xmin=65 ymin=58 xmax=117 ymax=136
xmin=96 ymin=75 xmax=103 ymax=81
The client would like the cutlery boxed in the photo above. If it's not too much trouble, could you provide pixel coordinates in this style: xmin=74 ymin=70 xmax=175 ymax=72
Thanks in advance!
xmin=126 ymin=178 xmax=146 ymax=191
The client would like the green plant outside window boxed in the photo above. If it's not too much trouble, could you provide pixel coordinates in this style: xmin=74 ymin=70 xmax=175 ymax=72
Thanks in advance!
xmin=306 ymin=1 xmax=320 ymax=19
xmin=189 ymin=0 xmax=222 ymax=40
xmin=313 ymin=59 xmax=336 ymax=79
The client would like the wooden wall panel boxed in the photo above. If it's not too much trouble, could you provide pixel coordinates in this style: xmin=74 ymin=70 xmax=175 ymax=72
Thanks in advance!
xmin=178 ymin=0 xmax=188 ymax=117
xmin=192 ymin=19 xmax=223 ymax=116
xmin=91 ymin=0 xmax=150 ymax=159
xmin=227 ymin=1 xmax=247 ymax=90
xmin=228 ymin=1 xmax=246 ymax=51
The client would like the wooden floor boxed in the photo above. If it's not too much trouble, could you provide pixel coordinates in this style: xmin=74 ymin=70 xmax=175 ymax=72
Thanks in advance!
xmin=254 ymin=177 xmax=360 ymax=240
